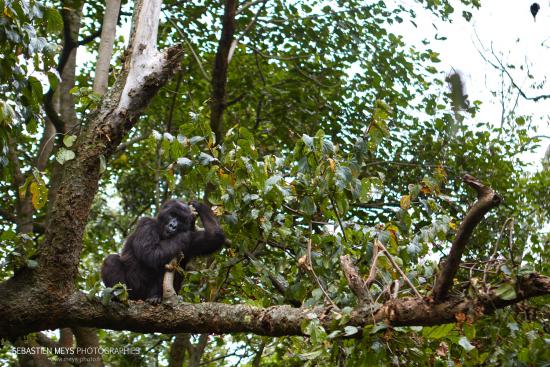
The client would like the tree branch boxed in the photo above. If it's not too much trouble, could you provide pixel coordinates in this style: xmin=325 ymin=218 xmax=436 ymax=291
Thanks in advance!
xmin=92 ymin=0 xmax=121 ymax=95
xmin=432 ymin=174 xmax=502 ymax=301
xmin=210 ymin=0 xmax=237 ymax=145
xmin=0 ymin=272 xmax=535 ymax=340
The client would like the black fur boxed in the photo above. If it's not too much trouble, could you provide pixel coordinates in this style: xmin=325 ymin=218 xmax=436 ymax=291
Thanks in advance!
xmin=101 ymin=199 xmax=225 ymax=302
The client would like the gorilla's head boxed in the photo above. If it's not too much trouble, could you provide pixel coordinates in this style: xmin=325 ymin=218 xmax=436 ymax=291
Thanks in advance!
xmin=158 ymin=199 xmax=196 ymax=239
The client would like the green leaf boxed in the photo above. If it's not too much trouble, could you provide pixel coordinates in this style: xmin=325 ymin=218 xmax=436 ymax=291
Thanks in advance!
xmin=335 ymin=166 xmax=352 ymax=189
xmin=101 ymin=288 xmax=113 ymax=305
xmin=302 ymin=134 xmax=314 ymax=149
xmin=0 ymin=100 xmax=16 ymax=125
xmin=515 ymin=117 xmax=525 ymax=126
xmin=300 ymin=196 xmax=316 ymax=216
xmin=422 ymin=323 xmax=454 ymax=339
xmin=63 ymin=134 xmax=77 ymax=147
xmin=400 ymin=194 xmax=411 ymax=210
xmin=189 ymin=136 xmax=205 ymax=144
xmin=56 ymin=148 xmax=76 ymax=165
xmin=45 ymin=8 xmax=63 ymax=34
xmin=198 ymin=152 xmax=215 ymax=165
xmin=177 ymin=157 xmax=193 ymax=167
xmin=27 ymin=76 xmax=43 ymax=103
xmin=494 ymin=282 xmax=516 ymax=301
xmin=370 ymin=323 xmax=388 ymax=334
xmin=18 ymin=176 xmax=33 ymax=199
xmin=409 ymin=184 xmax=421 ymax=199
xmin=299 ymin=350 xmax=322 ymax=360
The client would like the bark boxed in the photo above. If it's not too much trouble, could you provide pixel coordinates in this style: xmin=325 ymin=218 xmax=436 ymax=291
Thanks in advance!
xmin=6 ymin=135 xmax=33 ymax=234
xmin=36 ymin=0 xmax=182 ymax=289
xmin=43 ymin=0 xmax=83 ymax=134
xmin=58 ymin=0 xmax=83 ymax=132
xmin=93 ymin=0 xmax=121 ymax=95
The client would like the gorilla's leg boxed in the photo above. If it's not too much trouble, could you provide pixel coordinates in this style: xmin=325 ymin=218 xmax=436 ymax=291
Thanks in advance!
xmin=101 ymin=254 xmax=126 ymax=288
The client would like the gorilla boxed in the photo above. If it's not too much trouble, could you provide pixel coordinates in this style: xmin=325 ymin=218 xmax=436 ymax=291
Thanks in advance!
xmin=101 ymin=199 xmax=225 ymax=303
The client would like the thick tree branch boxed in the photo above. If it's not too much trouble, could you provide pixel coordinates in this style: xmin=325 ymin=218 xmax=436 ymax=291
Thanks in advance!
xmin=93 ymin=0 xmax=121 ymax=95
xmin=1 ymin=273 xmax=545 ymax=339
xmin=210 ymin=0 xmax=237 ymax=144
xmin=432 ymin=174 xmax=502 ymax=301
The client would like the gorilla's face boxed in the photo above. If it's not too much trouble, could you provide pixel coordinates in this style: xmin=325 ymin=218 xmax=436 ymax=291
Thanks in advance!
xmin=158 ymin=199 xmax=195 ymax=238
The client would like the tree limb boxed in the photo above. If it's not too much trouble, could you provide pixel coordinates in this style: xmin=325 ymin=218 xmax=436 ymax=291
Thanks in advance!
xmin=93 ymin=0 xmax=121 ymax=95
xmin=0 ymin=272 xmax=535 ymax=339
xmin=210 ymin=0 xmax=237 ymax=145
xmin=432 ymin=174 xmax=502 ymax=301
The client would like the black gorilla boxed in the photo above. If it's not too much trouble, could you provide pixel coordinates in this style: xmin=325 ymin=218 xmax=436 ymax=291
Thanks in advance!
xmin=101 ymin=199 xmax=225 ymax=303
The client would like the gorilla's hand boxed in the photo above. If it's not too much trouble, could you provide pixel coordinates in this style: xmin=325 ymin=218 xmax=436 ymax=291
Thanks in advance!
xmin=189 ymin=200 xmax=200 ymax=217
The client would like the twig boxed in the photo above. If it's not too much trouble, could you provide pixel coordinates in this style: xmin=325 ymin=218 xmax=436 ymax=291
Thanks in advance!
xmin=375 ymin=239 xmax=422 ymax=299
xmin=474 ymin=32 xmax=550 ymax=102
xmin=329 ymin=194 xmax=348 ymax=243
xmin=228 ymin=0 xmax=268 ymax=63
xmin=307 ymin=221 xmax=337 ymax=308
xmin=115 ymin=133 xmax=150 ymax=152
xmin=237 ymin=0 xmax=267 ymax=15
xmin=483 ymin=217 xmax=513 ymax=283
xmin=365 ymin=242 xmax=380 ymax=288
xmin=508 ymin=218 xmax=517 ymax=268
xmin=166 ymin=15 xmax=210 ymax=81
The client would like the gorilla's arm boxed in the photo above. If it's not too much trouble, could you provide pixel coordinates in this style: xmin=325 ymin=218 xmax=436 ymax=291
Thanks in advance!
xmin=130 ymin=217 xmax=188 ymax=268
xmin=184 ymin=202 xmax=225 ymax=259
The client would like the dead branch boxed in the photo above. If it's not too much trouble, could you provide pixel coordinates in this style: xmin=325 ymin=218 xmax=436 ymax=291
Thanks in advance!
xmin=340 ymin=255 xmax=368 ymax=303
xmin=375 ymin=239 xmax=422 ymax=299
xmin=432 ymin=174 xmax=502 ymax=301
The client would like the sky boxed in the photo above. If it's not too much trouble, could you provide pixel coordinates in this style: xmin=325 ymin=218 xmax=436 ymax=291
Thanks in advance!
xmin=392 ymin=0 xmax=550 ymax=168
